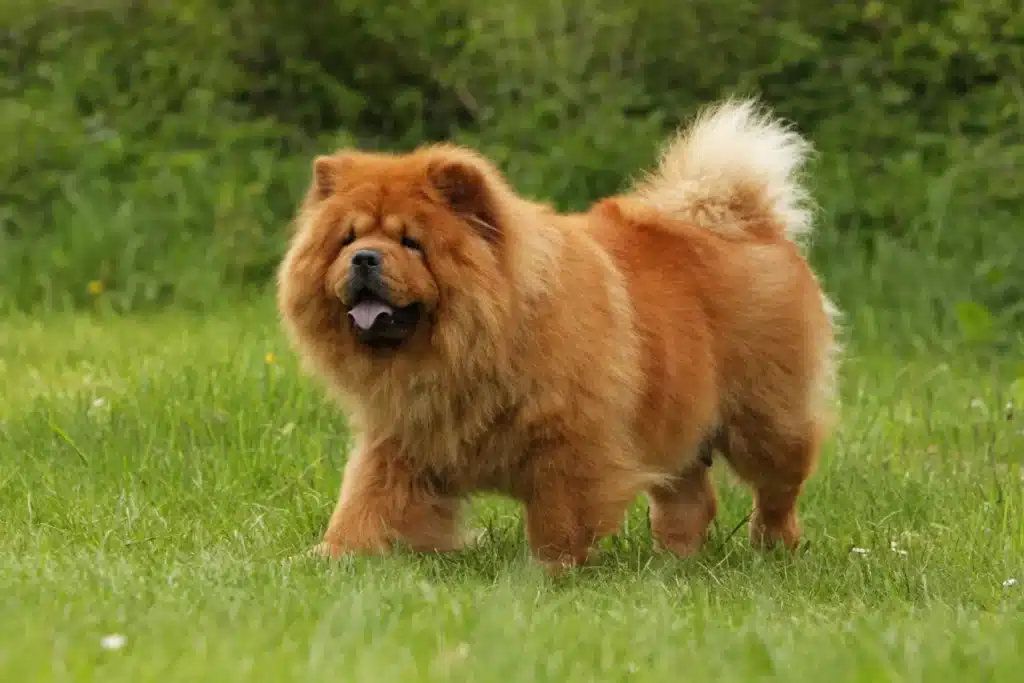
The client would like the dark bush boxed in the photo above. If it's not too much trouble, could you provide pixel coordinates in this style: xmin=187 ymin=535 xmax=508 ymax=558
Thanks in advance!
xmin=0 ymin=0 xmax=1020 ymax=312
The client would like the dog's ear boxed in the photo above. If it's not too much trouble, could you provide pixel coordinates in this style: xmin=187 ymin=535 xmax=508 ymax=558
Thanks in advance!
xmin=309 ymin=154 xmax=350 ymax=202
xmin=427 ymin=154 xmax=502 ymax=243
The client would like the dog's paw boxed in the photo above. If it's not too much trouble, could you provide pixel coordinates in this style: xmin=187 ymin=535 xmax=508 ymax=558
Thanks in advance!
xmin=307 ymin=542 xmax=344 ymax=559
xmin=651 ymin=533 xmax=705 ymax=558
xmin=279 ymin=542 xmax=343 ymax=566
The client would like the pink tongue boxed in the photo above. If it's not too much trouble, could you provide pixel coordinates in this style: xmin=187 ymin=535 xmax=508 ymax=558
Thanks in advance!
xmin=348 ymin=301 xmax=394 ymax=331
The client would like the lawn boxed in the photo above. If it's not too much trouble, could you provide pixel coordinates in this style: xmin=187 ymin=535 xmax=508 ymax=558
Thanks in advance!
xmin=1 ymin=299 xmax=1021 ymax=682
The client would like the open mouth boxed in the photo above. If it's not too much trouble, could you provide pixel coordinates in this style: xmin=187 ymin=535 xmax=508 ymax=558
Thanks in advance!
xmin=347 ymin=292 xmax=422 ymax=349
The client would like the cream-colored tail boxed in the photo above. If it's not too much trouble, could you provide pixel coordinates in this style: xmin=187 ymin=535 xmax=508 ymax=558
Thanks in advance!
xmin=632 ymin=99 xmax=814 ymax=244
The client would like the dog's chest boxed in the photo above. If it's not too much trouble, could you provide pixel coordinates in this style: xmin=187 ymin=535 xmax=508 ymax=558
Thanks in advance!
xmin=398 ymin=388 xmax=533 ymax=496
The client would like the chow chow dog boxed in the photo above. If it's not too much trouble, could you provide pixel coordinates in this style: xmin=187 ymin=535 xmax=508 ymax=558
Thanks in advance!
xmin=277 ymin=99 xmax=840 ymax=572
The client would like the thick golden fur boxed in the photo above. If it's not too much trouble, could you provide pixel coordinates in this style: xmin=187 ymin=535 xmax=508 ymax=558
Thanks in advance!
xmin=277 ymin=99 xmax=840 ymax=571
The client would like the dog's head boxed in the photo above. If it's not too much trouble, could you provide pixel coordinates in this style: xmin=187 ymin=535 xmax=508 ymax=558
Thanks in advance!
xmin=278 ymin=144 xmax=516 ymax=369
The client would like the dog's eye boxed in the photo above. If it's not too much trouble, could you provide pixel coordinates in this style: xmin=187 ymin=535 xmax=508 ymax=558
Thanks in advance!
xmin=401 ymin=235 xmax=423 ymax=252
xmin=340 ymin=231 xmax=356 ymax=248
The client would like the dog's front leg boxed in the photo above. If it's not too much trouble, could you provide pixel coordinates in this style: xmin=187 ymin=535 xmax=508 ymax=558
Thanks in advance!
xmin=314 ymin=439 xmax=463 ymax=558
xmin=522 ymin=436 xmax=644 ymax=575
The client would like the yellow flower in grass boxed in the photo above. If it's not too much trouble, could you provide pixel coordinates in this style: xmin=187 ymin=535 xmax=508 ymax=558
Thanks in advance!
xmin=264 ymin=352 xmax=277 ymax=365
xmin=87 ymin=280 xmax=104 ymax=295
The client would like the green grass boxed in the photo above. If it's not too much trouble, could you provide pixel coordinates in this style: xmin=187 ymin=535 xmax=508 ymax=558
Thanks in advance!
xmin=1 ymin=297 xmax=1022 ymax=682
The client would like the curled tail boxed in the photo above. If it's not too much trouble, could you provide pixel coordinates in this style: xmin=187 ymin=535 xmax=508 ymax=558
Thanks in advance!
xmin=631 ymin=98 xmax=814 ymax=244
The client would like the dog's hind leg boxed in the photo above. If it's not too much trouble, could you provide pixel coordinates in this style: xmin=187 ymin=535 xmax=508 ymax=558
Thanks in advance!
xmin=646 ymin=439 xmax=718 ymax=557
xmin=718 ymin=413 xmax=821 ymax=551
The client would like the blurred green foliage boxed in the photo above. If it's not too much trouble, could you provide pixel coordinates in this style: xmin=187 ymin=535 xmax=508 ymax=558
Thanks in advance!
xmin=0 ymin=0 xmax=1021 ymax=333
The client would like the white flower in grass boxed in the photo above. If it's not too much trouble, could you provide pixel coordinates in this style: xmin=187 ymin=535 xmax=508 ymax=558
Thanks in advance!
xmin=100 ymin=633 xmax=126 ymax=650
xmin=850 ymin=547 xmax=870 ymax=555
xmin=889 ymin=540 xmax=908 ymax=556
xmin=1003 ymin=578 xmax=1018 ymax=588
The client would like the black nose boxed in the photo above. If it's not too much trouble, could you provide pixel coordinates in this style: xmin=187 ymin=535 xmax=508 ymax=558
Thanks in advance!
xmin=351 ymin=249 xmax=382 ymax=270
